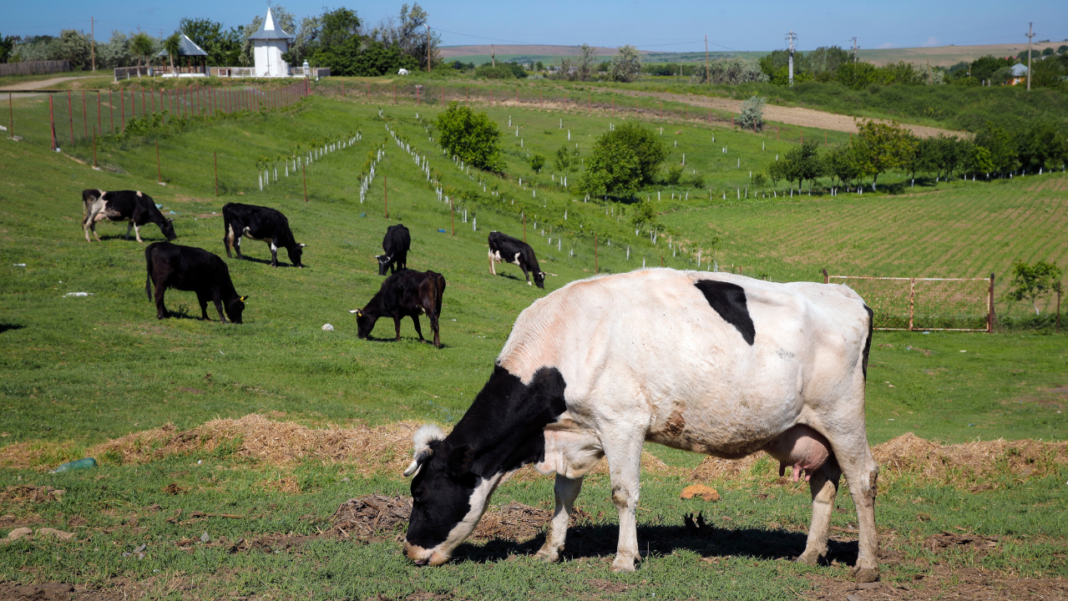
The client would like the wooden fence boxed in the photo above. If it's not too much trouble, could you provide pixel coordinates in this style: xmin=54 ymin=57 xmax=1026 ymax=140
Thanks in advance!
xmin=0 ymin=61 xmax=71 ymax=77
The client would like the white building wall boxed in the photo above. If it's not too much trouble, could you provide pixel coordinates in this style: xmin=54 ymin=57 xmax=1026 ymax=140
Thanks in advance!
xmin=253 ymin=41 xmax=289 ymax=77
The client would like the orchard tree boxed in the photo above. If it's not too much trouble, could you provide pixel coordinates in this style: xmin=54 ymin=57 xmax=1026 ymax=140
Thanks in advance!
xmin=1007 ymin=260 xmax=1062 ymax=315
xmin=579 ymin=135 xmax=642 ymax=197
xmin=436 ymin=103 xmax=502 ymax=172
xmin=609 ymin=45 xmax=641 ymax=82
xmin=854 ymin=120 xmax=915 ymax=187
xmin=770 ymin=140 xmax=822 ymax=190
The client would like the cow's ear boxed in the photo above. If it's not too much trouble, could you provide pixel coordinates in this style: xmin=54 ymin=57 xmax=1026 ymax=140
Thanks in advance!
xmin=239 ymin=295 xmax=248 ymax=302
xmin=300 ymin=243 xmax=306 ymax=248
xmin=405 ymin=424 xmax=446 ymax=476
xmin=446 ymin=444 xmax=475 ymax=476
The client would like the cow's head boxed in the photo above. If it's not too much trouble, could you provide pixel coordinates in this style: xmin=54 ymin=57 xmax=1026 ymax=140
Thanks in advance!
xmin=375 ymin=254 xmax=392 ymax=276
xmin=287 ymin=243 xmax=306 ymax=268
xmin=225 ymin=295 xmax=247 ymax=324
xmin=402 ymin=425 xmax=494 ymax=566
xmin=534 ymin=271 xmax=546 ymax=289
xmin=352 ymin=308 xmax=377 ymax=339
xmin=161 ymin=219 xmax=177 ymax=241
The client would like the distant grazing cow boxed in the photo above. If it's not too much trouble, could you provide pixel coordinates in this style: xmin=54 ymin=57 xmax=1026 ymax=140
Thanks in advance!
xmin=145 ymin=242 xmax=247 ymax=324
xmin=400 ymin=270 xmax=880 ymax=583
xmin=82 ymin=189 xmax=177 ymax=243
xmin=377 ymin=224 xmax=411 ymax=275
xmin=398 ymin=68 xmax=410 ymax=76
xmin=222 ymin=203 xmax=305 ymax=268
xmin=350 ymin=269 xmax=446 ymax=347
xmin=488 ymin=231 xmax=546 ymax=288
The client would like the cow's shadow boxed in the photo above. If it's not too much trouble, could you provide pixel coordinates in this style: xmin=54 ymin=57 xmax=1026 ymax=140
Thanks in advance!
xmin=451 ymin=523 xmax=858 ymax=567
xmin=92 ymin=234 xmax=165 ymax=242
xmin=362 ymin=334 xmax=447 ymax=349
xmin=158 ymin=305 xmax=204 ymax=321
xmin=233 ymin=256 xmax=298 ymax=268
xmin=0 ymin=323 xmax=25 ymax=334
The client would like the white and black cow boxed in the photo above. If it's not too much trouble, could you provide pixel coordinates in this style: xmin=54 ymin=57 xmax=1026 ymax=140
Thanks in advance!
xmin=377 ymin=224 xmax=411 ymax=275
xmin=82 ymin=189 xmax=177 ymax=243
xmin=222 ymin=203 xmax=305 ymax=268
xmin=145 ymin=242 xmax=247 ymax=324
xmin=488 ymin=231 xmax=546 ymax=288
xmin=350 ymin=269 xmax=446 ymax=347
xmin=401 ymin=269 xmax=880 ymax=583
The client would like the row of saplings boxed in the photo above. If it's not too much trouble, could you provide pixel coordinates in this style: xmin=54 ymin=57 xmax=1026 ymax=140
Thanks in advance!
xmin=79 ymin=188 xmax=546 ymax=347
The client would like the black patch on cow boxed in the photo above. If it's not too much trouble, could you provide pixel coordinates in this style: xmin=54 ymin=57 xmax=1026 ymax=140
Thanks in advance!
xmin=405 ymin=365 xmax=567 ymax=550
xmin=694 ymin=280 xmax=756 ymax=345
xmin=862 ymin=304 xmax=874 ymax=380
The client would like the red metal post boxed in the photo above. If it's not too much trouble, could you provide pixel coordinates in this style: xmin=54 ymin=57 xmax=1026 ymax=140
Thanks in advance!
xmin=214 ymin=151 xmax=219 ymax=197
xmin=822 ymin=268 xmax=829 ymax=284
xmin=109 ymin=91 xmax=114 ymax=133
xmin=49 ymin=94 xmax=56 ymax=150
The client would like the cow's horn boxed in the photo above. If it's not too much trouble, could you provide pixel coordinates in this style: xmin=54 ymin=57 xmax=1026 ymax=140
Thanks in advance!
xmin=404 ymin=424 xmax=446 ymax=476
xmin=300 ymin=243 xmax=306 ymax=248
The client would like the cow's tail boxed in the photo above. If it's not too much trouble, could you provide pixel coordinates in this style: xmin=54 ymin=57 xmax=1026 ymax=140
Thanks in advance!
xmin=221 ymin=207 xmax=232 ymax=253
xmin=861 ymin=305 xmax=874 ymax=380
xmin=434 ymin=273 xmax=446 ymax=318
xmin=145 ymin=248 xmax=154 ymax=301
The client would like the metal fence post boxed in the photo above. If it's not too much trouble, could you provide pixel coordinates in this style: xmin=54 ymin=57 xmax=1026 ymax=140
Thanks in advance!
xmin=49 ymin=94 xmax=56 ymax=150
xmin=822 ymin=268 xmax=829 ymax=284
xmin=908 ymin=278 xmax=915 ymax=331
xmin=988 ymin=273 xmax=996 ymax=333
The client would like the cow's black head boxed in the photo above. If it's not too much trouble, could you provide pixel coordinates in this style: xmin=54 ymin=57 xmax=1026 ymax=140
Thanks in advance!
xmin=287 ymin=243 xmax=305 ymax=268
xmin=353 ymin=308 xmax=377 ymax=338
xmin=225 ymin=295 xmax=247 ymax=324
xmin=161 ymin=219 xmax=177 ymax=241
xmin=376 ymin=254 xmax=392 ymax=276
xmin=402 ymin=425 xmax=491 ymax=566
xmin=534 ymin=271 xmax=546 ymax=289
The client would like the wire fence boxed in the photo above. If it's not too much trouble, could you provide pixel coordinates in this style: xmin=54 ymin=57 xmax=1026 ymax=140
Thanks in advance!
xmin=827 ymin=273 xmax=996 ymax=332
xmin=3 ymin=80 xmax=311 ymax=152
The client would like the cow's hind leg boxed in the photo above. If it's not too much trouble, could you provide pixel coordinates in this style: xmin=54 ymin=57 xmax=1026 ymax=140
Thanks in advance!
xmin=125 ymin=221 xmax=134 ymax=241
xmin=133 ymin=222 xmax=143 ymax=243
xmin=196 ymin=291 xmax=212 ymax=320
xmin=393 ymin=317 xmax=402 ymax=341
xmin=824 ymin=429 xmax=879 ymax=582
xmin=488 ymin=249 xmax=497 ymax=275
xmin=798 ymin=460 xmax=841 ymax=566
xmin=154 ymin=284 xmax=168 ymax=319
xmin=601 ymin=427 xmax=645 ymax=572
xmin=535 ymin=475 xmax=583 ymax=562
xmin=410 ymin=315 xmax=425 ymax=343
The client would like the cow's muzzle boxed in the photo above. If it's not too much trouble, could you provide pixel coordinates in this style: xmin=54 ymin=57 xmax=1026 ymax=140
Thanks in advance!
xmin=402 ymin=541 xmax=449 ymax=566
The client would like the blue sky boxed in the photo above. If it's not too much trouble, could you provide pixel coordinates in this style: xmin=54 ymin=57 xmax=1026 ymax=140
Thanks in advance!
xmin=5 ymin=0 xmax=1067 ymax=52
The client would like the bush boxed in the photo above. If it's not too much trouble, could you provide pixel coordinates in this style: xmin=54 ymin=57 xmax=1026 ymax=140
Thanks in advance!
xmin=690 ymin=171 xmax=705 ymax=188
xmin=665 ymin=165 xmax=683 ymax=185
xmin=530 ymin=154 xmax=545 ymax=173
xmin=737 ymin=95 xmax=766 ymax=131
xmin=752 ymin=172 xmax=767 ymax=188
xmin=435 ymin=103 xmax=503 ymax=172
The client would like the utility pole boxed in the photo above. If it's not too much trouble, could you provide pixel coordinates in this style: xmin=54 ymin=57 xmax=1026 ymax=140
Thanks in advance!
xmin=704 ymin=35 xmax=710 ymax=85
xmin=427 ymin=26 xmax=431 ymax=74
xmin=786 ymin=30 xmax=797 ymax=86
xmin=851 ymin=37 xmax=858 ymax=64
xmin=1026 ymin=22 xmax=1034 ymax=91
xmin=491 ymin=44 xmax=496 ymax=67
xmin=91 ymin=17 xmax=96 ymax=72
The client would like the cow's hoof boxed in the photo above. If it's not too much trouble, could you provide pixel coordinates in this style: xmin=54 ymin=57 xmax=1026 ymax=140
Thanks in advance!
xmin=795 ymin=552 xmax=821 ymax=567
xmin=534 ymin=547 xmax=560 ymax=563
xmin=611 ymin=556 xmax=636 ymax=573
xmin=853 ymin=566 xmax=879 ymax=583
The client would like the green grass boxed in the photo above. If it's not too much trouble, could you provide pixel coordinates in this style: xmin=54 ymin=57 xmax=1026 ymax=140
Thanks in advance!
xmin=1 ymin=89 xmax=1066 ymax=598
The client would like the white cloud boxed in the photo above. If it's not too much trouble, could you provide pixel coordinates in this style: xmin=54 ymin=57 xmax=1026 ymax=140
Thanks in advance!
xmin=922 ymin=36 xmax=939 ymax=47
xmin=878 ymin=43 xmax=894 ymax=49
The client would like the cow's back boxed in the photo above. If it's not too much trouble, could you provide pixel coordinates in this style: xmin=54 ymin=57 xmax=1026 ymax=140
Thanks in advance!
xmin=497 ymin=269 xmax=870 ymax=455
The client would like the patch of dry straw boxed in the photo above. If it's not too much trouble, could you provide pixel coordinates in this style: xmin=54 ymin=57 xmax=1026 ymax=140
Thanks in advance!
xmin=691 ymin=432 xmax=1068 ymax=488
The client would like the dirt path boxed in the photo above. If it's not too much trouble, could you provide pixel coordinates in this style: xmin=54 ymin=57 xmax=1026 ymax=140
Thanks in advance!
xmin=613 ymin=89 xmax=966 ymax=139
xmin=0 ymin=76 xmax=98 ymax=91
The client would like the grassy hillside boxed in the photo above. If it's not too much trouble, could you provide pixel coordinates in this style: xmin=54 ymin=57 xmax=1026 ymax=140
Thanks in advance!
xmin=1 ymin=91 xmax=1066 ymax=600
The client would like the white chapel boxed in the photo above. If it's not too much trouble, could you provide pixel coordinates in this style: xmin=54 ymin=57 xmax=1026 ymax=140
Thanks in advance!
xmin=249 ymin=8 xmax=294 ymax=77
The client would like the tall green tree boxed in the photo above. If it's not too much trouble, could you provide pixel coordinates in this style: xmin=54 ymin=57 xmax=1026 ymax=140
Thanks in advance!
xmin=769 ymin=140 xmax=823 ymax=190
xmin=1007 ymin=260 xmax=1063 ymax=315
xmin=128 ymin=32 xmax=156 ymax=67
xmin=854 ymin=120 xmax=915 ymax=186
xmin=435 ymin=103 xmax=502 ymax=172
xmin=609 ymin=45 xmax=641 ymax=82
xmin=579 ymin=135 xmax=643 ymax=197
xmin=163 ymin=33 xmax=181 ymax=73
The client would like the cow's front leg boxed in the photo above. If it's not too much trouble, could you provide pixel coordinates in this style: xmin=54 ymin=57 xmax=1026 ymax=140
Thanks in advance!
xmin=798 ymin=461 xmax=841 ymax=566
xmin=488 ymin=249 xmax=497 ymax=275
xmin=602 ymin=428 xmax=645 ymax=572
xmin=393 ymin=316 xmax=402 ymax=341
xmin=133 ymin=222 xmax=143 ymax=243
xmin=125 ymin=221 xmax=134 ymax=241
xmin=213 ymin=294 xmax=228 ymax=324
xmin=536 ymin=475 xmax=583 ymax=562
xmin=196 ymin=291 xmax=212 ymax=320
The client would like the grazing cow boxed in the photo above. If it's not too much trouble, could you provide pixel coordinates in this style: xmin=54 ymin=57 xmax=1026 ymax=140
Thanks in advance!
xmin=398 ymin=68 xmax=410 ymax=76
xmin=222 ymin=203 xmax=305 ymax=268
xmin=401 ymin=270 xmax=880 ymax=583
xmin=488 ymin=231 xmax=546 ymax=288
xmin=350 ymin=269 xmax=446 ymax=347
xmin=145 ymin=242 xmax=247 ymax=324
xmin=376 ymin=224 xmax=411 ymax=275
xmin=82 ymin=189 xmax=177 ymax=243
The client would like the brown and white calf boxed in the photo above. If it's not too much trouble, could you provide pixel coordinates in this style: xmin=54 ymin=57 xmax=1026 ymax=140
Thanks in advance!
xmin=82 ymin=189 xmax=176 ymax=243
xmin=401 ymin=269 xmax=879 ymax=582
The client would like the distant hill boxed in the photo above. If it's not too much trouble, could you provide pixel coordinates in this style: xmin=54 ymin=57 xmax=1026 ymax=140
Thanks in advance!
xmin=440 ymin=41 xmax=1068 ymax=67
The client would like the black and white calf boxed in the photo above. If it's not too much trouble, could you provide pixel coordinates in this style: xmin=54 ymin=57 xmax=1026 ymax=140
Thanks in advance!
xmin=402 ymin=270 xmax=880 ymax=583
xmin=222 ymin=203 xmax=305 ymax=268
xmin=488 ymin=231 xmax=546 ymax=288
xmin=350 ymin=269 xmax=446 ymax=348
xmin=82 ymin=189 xmax=177 ymax=243
xmin=145 ymin=242 xmax=247 ymax=324
xmin=376 ymin=224 xmax=411 ymax=275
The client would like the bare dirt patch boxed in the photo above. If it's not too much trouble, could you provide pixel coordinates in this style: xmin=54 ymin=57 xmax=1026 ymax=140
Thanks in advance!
xmin=0 ymin=485 xmax=65 ymax=504
xmin=692 ymin=433 xmax=1068 ymax=488
xmin=0 ymin=582 xmax=128 ymax=601
xmin=805 ymin=568 xmax=1068 ymax=600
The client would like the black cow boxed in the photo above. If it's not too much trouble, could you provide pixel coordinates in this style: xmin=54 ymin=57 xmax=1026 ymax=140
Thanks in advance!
xmin=376 ymin=224 xmax=411 ymax=275
xmin=82 ymin=189 xmax=177 ymax=243
xmin=350 ymin=270 xmax=446 ymax=347
xmin=488 ymin=231 xmax=546 ymax=288
xmin=222 ymin=203 xmax=305 ymax=268
xmin=145 ymin=242 xmax=247 ymax=324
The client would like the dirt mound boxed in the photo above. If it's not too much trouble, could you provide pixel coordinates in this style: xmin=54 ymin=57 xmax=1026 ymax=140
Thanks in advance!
xmin=330 ymin=495 xmax=412 ymax=540
xmin=0 ymin=485 xmax=65 ymax=504
xmin=473 ymin=501 xmax=553 ymax=541
xmin=691 ymin=433 xmax=1068 ymax=488
xmin=925 ymin=530 xmax=999 ymax=552
xmin=0 ymin=582 xmax=126 ymax=601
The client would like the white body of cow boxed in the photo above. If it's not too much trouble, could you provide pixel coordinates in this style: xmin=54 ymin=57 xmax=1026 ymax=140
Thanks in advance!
xmin=398 ymin=68 xmax=410 ymax=76
xmin=406 ymin=268 xmax=879 ymax=580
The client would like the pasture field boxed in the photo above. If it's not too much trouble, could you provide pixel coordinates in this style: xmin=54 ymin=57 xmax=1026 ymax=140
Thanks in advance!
xmin=0 ymin=90 xmax=1066 ymax=599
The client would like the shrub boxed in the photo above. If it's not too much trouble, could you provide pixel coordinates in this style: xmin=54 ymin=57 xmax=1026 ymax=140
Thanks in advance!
xmin=530 ymin=154 xmax=545 ymax=173
xmin=435 ymin=102 xmax=503 ymax=172
xmin=737 ymin=95 xmax=766 ymax=131
xmin=665 ymin=165 xmax=683 ymax=185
